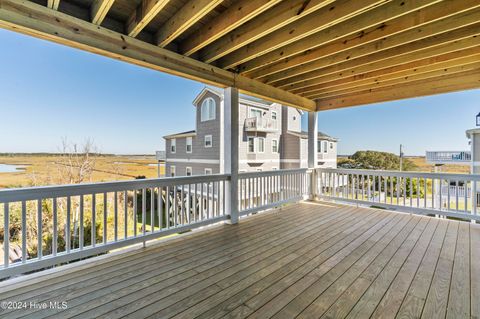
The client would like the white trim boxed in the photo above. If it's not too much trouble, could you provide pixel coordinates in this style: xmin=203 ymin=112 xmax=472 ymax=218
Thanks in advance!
xmin=272 ymin=139 xmax=278 ymax=153
xmin=201 ymin=98 xmax=216 ymax=122
xmin=247 ymin=137 xmax=255 ymax=153
xmin=257 ymin=137 xmax=265 ymax=153
xmin=186 ymin=167 xmax=192 ymax=176
xmin=472 ymin=162 xmax=480 ymax=167
xmin=166 ymin=158 xmax=220 ymax=164
xmin=170 ymin=165 xmax=176 ymax=177
xmin=171 ymin=138 xmax=176 ymax=154
xmin=205 ymin=168 xmax=213 ymax=175
xmin=204 ymin=135 xmax=213 ymax=148
xmin=164 ymin=132 xmax=196 ymax=139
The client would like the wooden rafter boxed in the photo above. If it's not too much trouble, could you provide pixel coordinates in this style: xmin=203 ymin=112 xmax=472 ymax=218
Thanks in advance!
xmin=316 ymin=69 xmax=480 ymax=110
xmin=127 ymin=0 xmax=171 ymax=38
xmin=179 ymin=0 xmax=282 ymax=56
xmin=91 ymin=0 xmax=115 ymax=25
xmin=303 ymin=48 xmax=480 ymax=98
xmin=309 ymin=61 xmax=480 ymax=100
xmin=216 ymin=0 xmax=389 ymax=70
xmin=47 ymin=0 xmax=60 ymax=10
xmin=198 ymin=0 xmax=335 ymax=64
xmin=155 ymin=0 xmax=223 ymax=48
xmin=247 ymin=1 xmax=480 ymax=81
xmin=235 ymin=0 xmax=443 ymax=74
xmin=0 ymin=0 xmax=315 ymax=111
xmin=281 ymin=26 xmax=480 ymax=92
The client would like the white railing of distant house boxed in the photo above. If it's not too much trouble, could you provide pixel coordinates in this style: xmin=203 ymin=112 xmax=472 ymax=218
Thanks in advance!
xmin=315 ymin=168 xmax=480 ymax=222
xmin=425 ymin=151 xmax=471 ymax=163
xmin=244 ymin=117 xmax=278 ymax=131
xmin=0 ymin=174 xmax=230 ymax=279
xmin=238 ymin=168 xmax=311 ymax=216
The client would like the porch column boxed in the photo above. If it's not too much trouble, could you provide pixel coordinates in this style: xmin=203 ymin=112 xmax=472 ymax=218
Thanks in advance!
xmin=308 ymin=112 xmax=318 ymax=199
xmin=223 ymin=87 xmax=239 ymax=224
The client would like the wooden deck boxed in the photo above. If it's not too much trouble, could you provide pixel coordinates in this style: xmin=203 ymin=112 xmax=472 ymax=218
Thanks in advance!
xmin=0 ymin=201 xmax=479 ymax=319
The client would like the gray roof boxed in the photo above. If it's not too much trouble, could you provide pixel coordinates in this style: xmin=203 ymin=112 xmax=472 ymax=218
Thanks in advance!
xmin=163 ymin=130 xmax=196 ymax=139
xmin=288 ymin=130 xmax=338 ymax=142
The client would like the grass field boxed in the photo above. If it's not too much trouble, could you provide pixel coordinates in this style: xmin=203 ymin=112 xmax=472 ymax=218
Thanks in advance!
xmin=406 ymin=156 xmax=470 ymax=174
xmin=0 ymin=155 xmax=165 ymax=189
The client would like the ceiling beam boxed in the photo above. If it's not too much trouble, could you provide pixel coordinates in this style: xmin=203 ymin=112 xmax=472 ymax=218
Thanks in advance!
xmin=216 ymin=0 xmax=388 ymax=70
xmin=199 ymin=0 xmax=335 ymax=64
xmin=47 ymin=0 xmax=60 ymax=10
xmin=280 ymin=26 xmax=480 ymax=92
xmin=179 ymin=0 xmax=282 ymax=56
xmin=303 ymin=49 xmax=480 ymax=98
xmin=91 ymin=0 xmax=115 ymax=25
xmin=316 ymin=69 xmax=480 ymax=111
xmin=235 ymin=0 xmax=443 ymax=74
xmin=248 ymin=1 xmax=480 ymax=81
xmin=0 ymin=0 xmax=316 ymax=111
xmin=126 ymin=0 xmax=170 ymax=38
xmin=309 ymin=61 xmax=480 ymax=100
xmin=155 ymin=0 xmax=223 ymax=48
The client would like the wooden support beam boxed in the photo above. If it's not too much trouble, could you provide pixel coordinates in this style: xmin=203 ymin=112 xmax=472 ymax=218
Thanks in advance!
xmin=303 ymin=50 xmax=480 ymax=98
xmin=0 ymin=0 xmax=315 ymax=111
xmin=235 ymin=0 xmax=443 ymax=74
xmin=249 ymin=2 xmax=480 ymax=82
xmin=199 ymin=0 xmax=335 ymax=64
xmin=216 ymin=0 xmax=387 ymax=70
xmin=91 ymin=0 xmax=115 ymax=25
xmin=155 ymin=0 xmax=223 ymax=48
xmin=281 ymin=26 xmax=480 ymax=92
xmin=179 ymin=0 xmax=281 ymax=56
xmin=316 ymin=69 xmax=480 ymax=111
xmin=127 ymin=0 xmax=170 ymax=38
xmin=47 ymin=0 xmax=60 ymax=10
xmin=309 ymin=61 xmax=480 ymax=100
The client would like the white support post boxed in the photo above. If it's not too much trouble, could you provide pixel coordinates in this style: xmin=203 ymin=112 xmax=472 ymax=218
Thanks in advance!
xmin=223 ymin=87 xmax=239 ymax=224
xmin=308 ymin=112 xmax=318 ymax=200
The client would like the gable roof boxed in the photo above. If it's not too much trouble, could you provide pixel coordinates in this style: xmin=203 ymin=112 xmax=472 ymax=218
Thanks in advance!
xmin=163 ymin=130 xmax=196 ymax=139
xmin=287 ymin=130 xmax=339 ymax=142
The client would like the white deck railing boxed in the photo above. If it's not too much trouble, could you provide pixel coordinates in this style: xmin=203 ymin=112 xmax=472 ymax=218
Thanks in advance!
xmin=0 ymin=174 xmax=230 ymax=278
xmin=244 ymin=117 xmax=278 ymax=132
xmin=425 ymin=151 xmax=471 ymax=163
xmin=316 ymin=168 xmax=480 ymax=221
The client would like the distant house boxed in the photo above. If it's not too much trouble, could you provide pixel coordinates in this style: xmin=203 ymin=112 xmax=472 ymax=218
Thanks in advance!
xmin=164 ymin=88 xmax=338 ymax=176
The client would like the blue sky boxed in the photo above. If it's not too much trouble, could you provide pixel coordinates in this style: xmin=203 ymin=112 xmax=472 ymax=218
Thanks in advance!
xmin=0 ymin=28 xmax=478 ymax=155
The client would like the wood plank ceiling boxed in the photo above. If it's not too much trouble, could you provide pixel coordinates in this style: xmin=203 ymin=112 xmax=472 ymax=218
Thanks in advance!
xmin=0 ymin=0 xmax=479 ymax=111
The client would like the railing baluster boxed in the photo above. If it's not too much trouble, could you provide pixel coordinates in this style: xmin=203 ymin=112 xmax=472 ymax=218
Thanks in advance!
xmin=4 ymin=203 xmax=9 ymax=268
xmin=21 ymin=201 xmax=26 ymax=263
xmin=133 ymin=190 xmax=137 ymax=236
xmin=103 ymin=193 xmax=107 ymax=244
xmin=455 ymin=180 xmax=459 ymax=211
xmin=66 ymin=197 xmax=71 ymax=252
xmin=158 ymin=187 xmax=163 ymax=230
xmin=124 ymin=190 xmax=128 ymax=239
xmin=181 ymin=184 xmax=185 ymax=224
xmin=79 ymin=196 xmax=83 ymax=251
xmin=173 ymin=186 xmax=178 ymax=226
xmin=464 ymin=180 xmax=468 ymax=213
xmin=165 ymin=187 xmax=170 ymax=228
xmin=92 ymin=194 xmax=96 ymax=247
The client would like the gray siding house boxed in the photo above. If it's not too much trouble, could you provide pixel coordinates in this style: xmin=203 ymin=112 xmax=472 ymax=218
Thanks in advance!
xmin=164 ymin=88 xmax=338 ymax=177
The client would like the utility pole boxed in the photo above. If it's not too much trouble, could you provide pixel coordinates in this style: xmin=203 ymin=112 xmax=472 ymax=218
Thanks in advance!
xmin=399 ymin=144 xmax=403 ymax=171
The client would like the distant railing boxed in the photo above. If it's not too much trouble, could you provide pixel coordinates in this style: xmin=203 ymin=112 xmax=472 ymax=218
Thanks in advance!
xmin=426 ymin=151 xmax=471 ymax=163
xmin=316 ymin=168 xmax=480 ymax=221
xmin=238 ymin=168 xmax=310 ymax=215
xmin=0 ymin=174 xmax=230 ymax=278
xmin=244 ymin=117 xmax=278 ymax=132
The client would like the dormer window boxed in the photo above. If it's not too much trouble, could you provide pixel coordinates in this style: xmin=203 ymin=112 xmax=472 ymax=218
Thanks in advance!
xmin=201 ymin=97 xmax=216 ymax=122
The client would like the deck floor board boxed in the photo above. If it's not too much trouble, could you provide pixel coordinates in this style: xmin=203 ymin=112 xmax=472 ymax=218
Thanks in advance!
xmin=0 ymin=202 xmax=477 ymax=319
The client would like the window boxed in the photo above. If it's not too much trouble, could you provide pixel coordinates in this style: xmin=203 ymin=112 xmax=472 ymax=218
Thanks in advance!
xmin=186 ymin=137 xmax=192 ymax=153
xmin=272 ymin=139 xmax=278 ymax=153
xmin=317 ymin=140 xmax=322 ymax=153
xmin=272 ymin=167 xmax=278 ymax=170
xmin=256 ymin=168 xmax=263 ymax=172
xmin=271 ymin=111 xmax=277 ymax=121
xmin=257 ymin=137 xmax=265 ymax=153
xmin=248 ymin=137 xmax=255 ymax=153
xmin=323 ymin=141 xmax=328 ymax=153
xmin=170 ymin=165 xmax=176 ymax=177
xmin=170 ymin=139 xmax=176 ymax=153
xmin=250 ymin=108 xmax=263 ymax=119
xmin=205 ymin=135 xmax=212 ymax=148
xmin=201 ymin=98 xmax=216 ymax=121
xmin=186 ymin=167 xmax=192 ymax=176
xmin=205 ymin=168 xmax=212 ymax=175
xmin=330 ymin=142 xmax=333 ymax=149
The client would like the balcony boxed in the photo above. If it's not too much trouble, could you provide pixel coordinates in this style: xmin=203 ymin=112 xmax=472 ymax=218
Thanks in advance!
xmin=244 ymin=117 xmax=278 ymax=133
xmin=426 ymin=151 xmax=471 ymax=165
xmin=0 ymin=168 xmax=479 ymax=318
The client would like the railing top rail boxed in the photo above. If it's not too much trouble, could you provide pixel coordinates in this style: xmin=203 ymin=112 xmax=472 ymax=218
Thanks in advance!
xmin=316 ymin=168 xmax=480 ymax=181
xmin=426 ymin=151 xmax=471 ymax=153
xmin=239 ymin=168 xmax=310 ymax=178
xmin=0 ymin=174 xmax=231 ymax=203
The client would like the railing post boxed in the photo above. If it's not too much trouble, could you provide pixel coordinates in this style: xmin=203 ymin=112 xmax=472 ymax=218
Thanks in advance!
xmin=308 ymin=111 xmax=318 ymax=200
xmin=222 ymin=87 xmax=239 ymax=224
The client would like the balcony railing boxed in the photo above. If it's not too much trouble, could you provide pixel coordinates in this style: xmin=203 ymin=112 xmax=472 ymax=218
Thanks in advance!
xmin=425 ymin=151 xmax=471 ymax=164
xmin=316 ymin=168 xmax=480 ymax=222
xmin=244 ymin=117 xmax=278 ymax=132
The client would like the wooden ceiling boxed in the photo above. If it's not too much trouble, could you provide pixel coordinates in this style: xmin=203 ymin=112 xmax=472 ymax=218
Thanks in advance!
xmin=0 ymin=0 xmax=479 ymax=111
